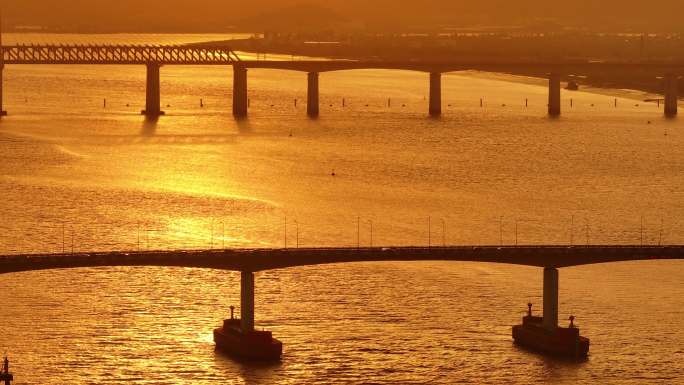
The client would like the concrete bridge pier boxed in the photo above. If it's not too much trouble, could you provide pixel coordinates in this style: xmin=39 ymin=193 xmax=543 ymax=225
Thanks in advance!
xmin=664 ymin=73 xmax=678 ymax=117
xmin=240 ymin=271 xmax=255 ymax=332
xmin=307 ymin=72 xmax=320 ymax=117
xmin=142 ymin=63 xmax=164 ymax=117
xmin=429 ymin=72 xmax=442 ymax=116
xmin=548 ymin=73 xmax=561 ymax=116
xmin=233 ymin=65 xmax=248 ymax=118
xmin=543 ymin=267 xmax=559 ymax=331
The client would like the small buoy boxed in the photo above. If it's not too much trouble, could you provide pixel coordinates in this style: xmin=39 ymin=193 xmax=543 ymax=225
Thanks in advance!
xmin=331 ymin=170 xmax=336 ymax=177
xmin=501 ymin=104 xmax=506 ymax=107
xmin=166 ymin=104 xmax=171 ymax=107
xmin=647 ymin=121 xmax=652 ymax=124
xmin=402 ymin=104 xmax=406 ymax=107
xmin=289 ymin=131 xmax=293 ymax=137
xmin=126 ymin=103 xmax=130 ymax=107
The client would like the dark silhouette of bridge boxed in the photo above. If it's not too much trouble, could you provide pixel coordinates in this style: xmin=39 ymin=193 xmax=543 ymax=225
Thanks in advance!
xmin=1 ymin=244 xmax=682 ymax=341
xmin=0 ymin=43 xmax=681 ymax=118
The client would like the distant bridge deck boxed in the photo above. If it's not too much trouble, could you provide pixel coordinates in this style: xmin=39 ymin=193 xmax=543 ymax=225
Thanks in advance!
xmin=238 ymin=59 xmax=684 ymax=73
xmin=2 ymin=44 xmax=684 ymax=72
xmin=1 ymin=245 xmax=682 ymax=275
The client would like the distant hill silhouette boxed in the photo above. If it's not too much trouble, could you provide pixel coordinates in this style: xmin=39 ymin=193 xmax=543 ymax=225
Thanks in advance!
xmin=237 ymin=3 xmax=349 ymax=33
xmin=2 ymin=0 xmax=683 ymax=33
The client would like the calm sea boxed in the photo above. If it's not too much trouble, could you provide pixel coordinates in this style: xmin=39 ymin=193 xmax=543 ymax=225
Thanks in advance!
xmin=0 ymin=34 xmax=682 ymax=384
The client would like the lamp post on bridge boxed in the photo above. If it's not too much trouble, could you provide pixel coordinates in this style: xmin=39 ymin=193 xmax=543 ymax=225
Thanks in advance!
xmin=294 ymin=220 xmax=299 ymax=249
xmin=428 ymin=216 xmax=431 ymax=248
xmin=441 ymin=218 xmax=446 ymax=247
xmin=357 ymin=216 xmax=360 ymax=249
xmin=368 ymin=220 xmax=373 ymax=248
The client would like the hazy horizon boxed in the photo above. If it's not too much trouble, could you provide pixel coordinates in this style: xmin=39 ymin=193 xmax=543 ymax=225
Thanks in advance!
xmin=3 ymin=0 xmax=684 ymax=33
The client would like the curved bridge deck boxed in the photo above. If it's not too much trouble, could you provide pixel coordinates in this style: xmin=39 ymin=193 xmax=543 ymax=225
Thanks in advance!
xmin=1 ymin=245 xmax=682 ymax=275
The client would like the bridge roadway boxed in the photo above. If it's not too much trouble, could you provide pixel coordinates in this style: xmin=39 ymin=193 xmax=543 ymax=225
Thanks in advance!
xmin=2 ymin=245 xmax=682 ymax=353
xmin=238 ymin=59 xmax=684 ymax=73
xmin=1 ymin=245 xmax=682 ymax=275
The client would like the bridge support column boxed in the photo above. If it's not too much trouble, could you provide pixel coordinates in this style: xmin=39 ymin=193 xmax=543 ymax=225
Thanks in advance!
xmin=548 ymin=73 xmax=561 ymax=116
xmin=142 ymin=63 xmax=164 ymax=117
xmin=429 ymin=72 xmax=442 ymax=116
xmin=307 ymin=72 xmax=319 ymax=117
xmin=0 ymin=65 xmax=7 ymax=117
xmin=233 ymin=65 xmax=248 ymax=118
xmin=543 ymin=267 xmax=559 ymax=331
xmin=240 ymin=271 xmax=255 ymax=332
xmin=664 ymin=73 xmax=678 ymax=117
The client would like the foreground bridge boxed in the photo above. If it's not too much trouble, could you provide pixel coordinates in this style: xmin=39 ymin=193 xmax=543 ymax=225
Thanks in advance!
xmin=1 ymin=245 xmax=682 ymax=341
xmin=0 ymin=43 xmax=681 ymax=119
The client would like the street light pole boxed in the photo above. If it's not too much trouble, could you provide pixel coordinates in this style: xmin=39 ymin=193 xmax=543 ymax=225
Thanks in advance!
xmin=441 ymin=218 xmax=446 ymax=247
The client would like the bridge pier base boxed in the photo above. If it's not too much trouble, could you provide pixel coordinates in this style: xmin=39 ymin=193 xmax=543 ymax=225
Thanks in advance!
xmin=548 ymin=73 xmax=561 ymax=116
xmin=240 ymin=271 xmax=255 ymax=332
xmin=0 ymin=65 xmax=7 ymax=117
xmin=512 ymin=266 xmax=589 ymax=358
xmin=233 ymin=66 xmax=248 ymax=118
xmin=214 ymin=270 xmax=283 ymax=360
xmin=141 ymin=63 xmax=164 ymax=117
xmin=307 ymin=72 xmax=320 ymax=117
xmin=543 ymin=267 xmax=559 ymax=331
xmin=429 ymin=72 xmax=442 ymax=116
xmin=664 ymin=73 xmax=678 ymax=117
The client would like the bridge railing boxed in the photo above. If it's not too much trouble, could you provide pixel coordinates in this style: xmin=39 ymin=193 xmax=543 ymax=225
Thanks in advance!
xmin=1 ymin=44 xmax=241 ymax=65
